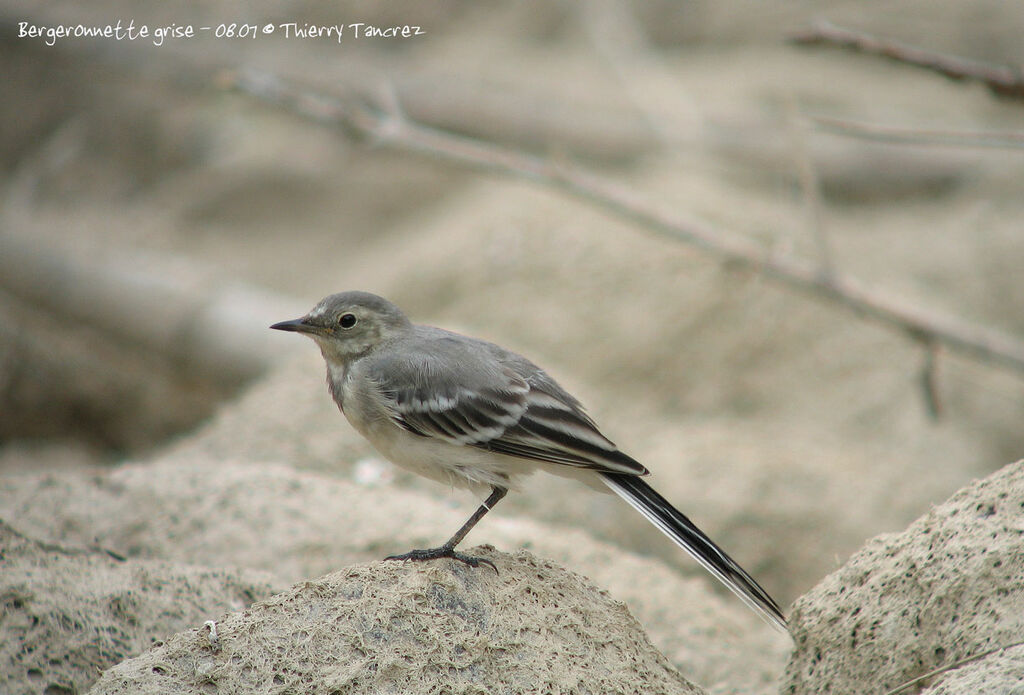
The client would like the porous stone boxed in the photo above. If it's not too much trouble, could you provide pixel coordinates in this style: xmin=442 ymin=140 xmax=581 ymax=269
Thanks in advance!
xmin=87 ymin=549 xmax=702 ymax=695
xmin=0 ymin=459 xmax=786 ymax=694
xmin=0 ymin=521 xmax=277 ymax=695
xmin=783 ymin=460 xmax=1024 ymax=695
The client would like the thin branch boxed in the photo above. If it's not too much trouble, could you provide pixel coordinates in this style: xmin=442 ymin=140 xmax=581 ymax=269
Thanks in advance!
xmin=580 ymin=0 xmax=690 ymax=148
xmin=791 ymin=19 xmax=1024 ymax=101
xmin=809 ymin=114 xmax=1024 ymax=150
xmin=785 ymin=97 xmax=834 ymax=278
xmin=882 ymin=640 xmax=1024 ymax=695
xmin=224 ymin=68 xmax=1024 ymax=377
xmin=920 ymin=341 xmax=943 ymax=420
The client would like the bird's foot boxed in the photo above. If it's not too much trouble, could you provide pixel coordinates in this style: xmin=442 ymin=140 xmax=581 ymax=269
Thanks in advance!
xmin=385 ymin=545 xmax=498 ymax=573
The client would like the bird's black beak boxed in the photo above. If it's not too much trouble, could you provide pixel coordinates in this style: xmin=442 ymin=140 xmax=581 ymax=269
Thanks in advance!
xmin=270 ymin=317 xmax=316 ymax=334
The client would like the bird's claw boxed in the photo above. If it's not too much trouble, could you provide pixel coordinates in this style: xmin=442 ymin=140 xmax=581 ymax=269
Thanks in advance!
xmin=385 ymin=546 xmax=498 ymax=574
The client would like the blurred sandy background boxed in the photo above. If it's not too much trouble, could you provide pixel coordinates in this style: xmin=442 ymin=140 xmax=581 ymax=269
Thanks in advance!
xmin=2 ymin=1 xmax=1024 ymax=692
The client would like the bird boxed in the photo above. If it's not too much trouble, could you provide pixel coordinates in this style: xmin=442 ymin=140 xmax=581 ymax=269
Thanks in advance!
xmin=271 ymin=290 xmax=787 ymax=630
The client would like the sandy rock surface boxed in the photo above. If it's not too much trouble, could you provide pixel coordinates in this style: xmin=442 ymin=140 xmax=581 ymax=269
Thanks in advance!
xmin=0 ymin=457 xmax=789 ymax=695
xmin=0 ymin=521 xmax=277 ymax=695
xmin=86 ymin=550 xmax=703 ymax=695
xmin=914 ymin=646 xmax=1024 ymax=695
xmin=783 ymin=460 xmax=1024 ymax=695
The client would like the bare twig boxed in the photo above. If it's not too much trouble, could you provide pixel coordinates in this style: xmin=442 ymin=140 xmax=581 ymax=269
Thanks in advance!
xmin=791 ymin=19 xmax=1024 ymax=101
xmin=224 ymin=69 xmax=1024 ymax=377
xmin=785 ymin=97 xmax=833 ymax=277
xmin=580 ymin=0 xmax=694 ymax=148
xmin=809 ymin=114 xmax=1024 ymax=150
xmin=920 ymin=341 xmax=943 ymax=420
xmin=882 ymin=640 xmax=1024 ymax=695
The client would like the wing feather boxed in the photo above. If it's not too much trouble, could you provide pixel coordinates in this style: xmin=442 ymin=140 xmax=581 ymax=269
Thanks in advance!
xmin=367 ymin=329 xmax=646 ymax=475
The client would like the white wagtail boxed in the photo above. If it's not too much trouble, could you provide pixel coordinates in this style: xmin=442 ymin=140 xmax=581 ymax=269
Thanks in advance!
xmin=272 ymin=291 xmax=786 ymax=630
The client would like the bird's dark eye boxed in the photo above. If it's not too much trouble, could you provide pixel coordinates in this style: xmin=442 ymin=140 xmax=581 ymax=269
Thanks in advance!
xmin=338 ymin=313 xmax=357 ymax=329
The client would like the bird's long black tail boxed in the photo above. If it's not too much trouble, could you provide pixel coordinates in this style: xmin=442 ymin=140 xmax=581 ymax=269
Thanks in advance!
xmin=601 ymin=472 xmax=787 ymax=631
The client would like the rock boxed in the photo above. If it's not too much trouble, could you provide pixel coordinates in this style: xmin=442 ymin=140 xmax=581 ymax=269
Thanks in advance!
xmin=87 ymin=549 xmax=702 ymax=695
xmin=0 ymin=521 xmax=277 ymax=695
xmin=0 ymin=459 xmax=789 ymax=694
xmin=916 ymin=645 xmax=1024 ymax=695
xmin=782 ymin=460 xmax=1024 ymax=695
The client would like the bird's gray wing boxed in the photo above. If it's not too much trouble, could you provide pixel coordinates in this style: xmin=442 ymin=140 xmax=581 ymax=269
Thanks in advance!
xmin=368 ymin=333 xmax=646 ymax=476
xmin=480 ymin=377 xmax=647 ymax=475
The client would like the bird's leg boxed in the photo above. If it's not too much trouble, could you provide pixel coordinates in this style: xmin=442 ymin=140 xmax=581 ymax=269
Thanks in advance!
xmin=386 ymin=485 xmax=507 ymax=572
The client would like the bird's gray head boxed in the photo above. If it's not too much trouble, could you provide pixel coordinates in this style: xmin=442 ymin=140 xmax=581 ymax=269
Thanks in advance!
xmin=271 ymin=291 xmax=412 ymax=364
